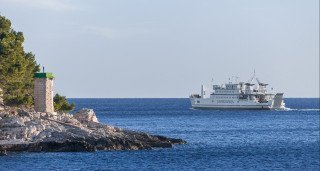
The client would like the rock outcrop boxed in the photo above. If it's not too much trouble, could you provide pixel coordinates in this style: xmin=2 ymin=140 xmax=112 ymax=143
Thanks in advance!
xmin=74 ymin=109 xmax=99 ymax=123
xmin=0 ymin=107 xmax=185 ymax=154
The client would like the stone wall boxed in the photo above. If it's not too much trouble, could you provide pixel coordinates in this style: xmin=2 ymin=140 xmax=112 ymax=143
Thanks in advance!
xmin=34 ymin=78 xmax=54 ymax=113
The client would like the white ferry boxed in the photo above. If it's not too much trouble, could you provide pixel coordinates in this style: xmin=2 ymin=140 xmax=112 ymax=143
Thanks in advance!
xmin=190 ymin=74 xmax=285 ymax=110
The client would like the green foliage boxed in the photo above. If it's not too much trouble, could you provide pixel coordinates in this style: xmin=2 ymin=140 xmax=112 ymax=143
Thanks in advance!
xmin=53 ymin=93 xmax=75 ymax=112
xmin=0 ymin=15 xmax=74 ymax=109
xmin=0 ymin=15 xmax=40 ymax=106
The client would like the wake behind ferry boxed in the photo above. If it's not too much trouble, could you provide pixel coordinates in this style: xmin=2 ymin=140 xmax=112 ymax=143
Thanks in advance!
xmin=190 ymin=74 xmax=285 ymax=110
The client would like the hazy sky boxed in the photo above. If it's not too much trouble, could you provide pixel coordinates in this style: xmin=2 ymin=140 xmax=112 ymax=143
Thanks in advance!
xmin=0 ymin=0 xmax=319 ymax=98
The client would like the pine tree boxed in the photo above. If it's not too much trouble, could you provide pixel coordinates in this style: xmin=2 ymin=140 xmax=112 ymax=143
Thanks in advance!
xmin=0 ymin=15 xmax=40 ymax=106
xmin=53 ymin=94 xmax=75 ymax=112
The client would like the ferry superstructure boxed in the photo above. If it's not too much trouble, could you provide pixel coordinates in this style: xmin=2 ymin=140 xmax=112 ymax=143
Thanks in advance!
xmin=190 ymin=76 xmax=285 ymax=110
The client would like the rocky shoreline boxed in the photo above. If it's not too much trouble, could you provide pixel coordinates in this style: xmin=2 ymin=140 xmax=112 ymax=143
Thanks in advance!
xmin=0 ymin=108 xmax=185 ymax=155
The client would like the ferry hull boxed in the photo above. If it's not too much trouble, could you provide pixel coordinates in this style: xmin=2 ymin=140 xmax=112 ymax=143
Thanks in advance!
xmin=189 ymin=98 xmax=282 ymax=110
xmin=191 ymin=105 xmax=271 ymax=110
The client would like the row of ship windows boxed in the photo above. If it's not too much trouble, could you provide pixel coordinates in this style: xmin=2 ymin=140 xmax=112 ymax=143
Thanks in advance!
xmin=196 ymin=100 xmax=236 ymax=104
xmin=215 ymin=91 xmax=238 ymax=94
xmin=217 ymin=100 xmax=235 ymax=103
xmin=214 ymin=96 xmax=238 ymax=99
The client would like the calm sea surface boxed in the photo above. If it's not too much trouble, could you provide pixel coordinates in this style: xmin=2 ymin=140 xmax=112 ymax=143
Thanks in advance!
xmin=0 ymin=98 xmax=319 ymax=170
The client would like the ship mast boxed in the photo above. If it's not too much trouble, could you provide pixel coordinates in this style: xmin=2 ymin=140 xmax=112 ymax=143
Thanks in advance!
xmin=248 ymin=69 xmax=256 ymax=83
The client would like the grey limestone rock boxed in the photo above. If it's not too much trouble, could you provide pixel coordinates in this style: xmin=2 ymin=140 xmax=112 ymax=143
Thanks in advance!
xmin=0 ymin=107 xmax=185 ymax=154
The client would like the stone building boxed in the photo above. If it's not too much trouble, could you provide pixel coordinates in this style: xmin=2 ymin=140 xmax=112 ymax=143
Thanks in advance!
xmin=34 ymin=73 xmax=54 ymax=113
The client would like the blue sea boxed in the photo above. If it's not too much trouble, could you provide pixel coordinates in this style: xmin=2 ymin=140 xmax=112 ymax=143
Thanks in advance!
xmin=0 ymin=98 xmax=319 ymax=170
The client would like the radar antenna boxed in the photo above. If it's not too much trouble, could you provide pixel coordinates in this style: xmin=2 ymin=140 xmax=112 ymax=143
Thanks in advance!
xmin=256 ymin=78 xmax=261 ymax=84
xmin=256 ymin=77 xmax=268 ymax=86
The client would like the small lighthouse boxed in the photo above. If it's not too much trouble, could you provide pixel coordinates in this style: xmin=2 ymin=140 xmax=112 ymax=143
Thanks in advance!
xmin=34 ymin=72 xmax=54 ymax=113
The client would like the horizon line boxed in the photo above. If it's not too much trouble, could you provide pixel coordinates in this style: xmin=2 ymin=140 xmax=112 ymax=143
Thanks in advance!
xmin=67 ymin=97 xmax=320 ymax=99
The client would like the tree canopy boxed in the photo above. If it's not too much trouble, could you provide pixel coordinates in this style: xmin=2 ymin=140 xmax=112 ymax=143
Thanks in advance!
xmin=53 ymin=94 xmax=75 ymax=112
xmin=0 ymin=15 xmax=40 ymax=106
xmin=0 ymin=15 xmax=75 ymax=111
